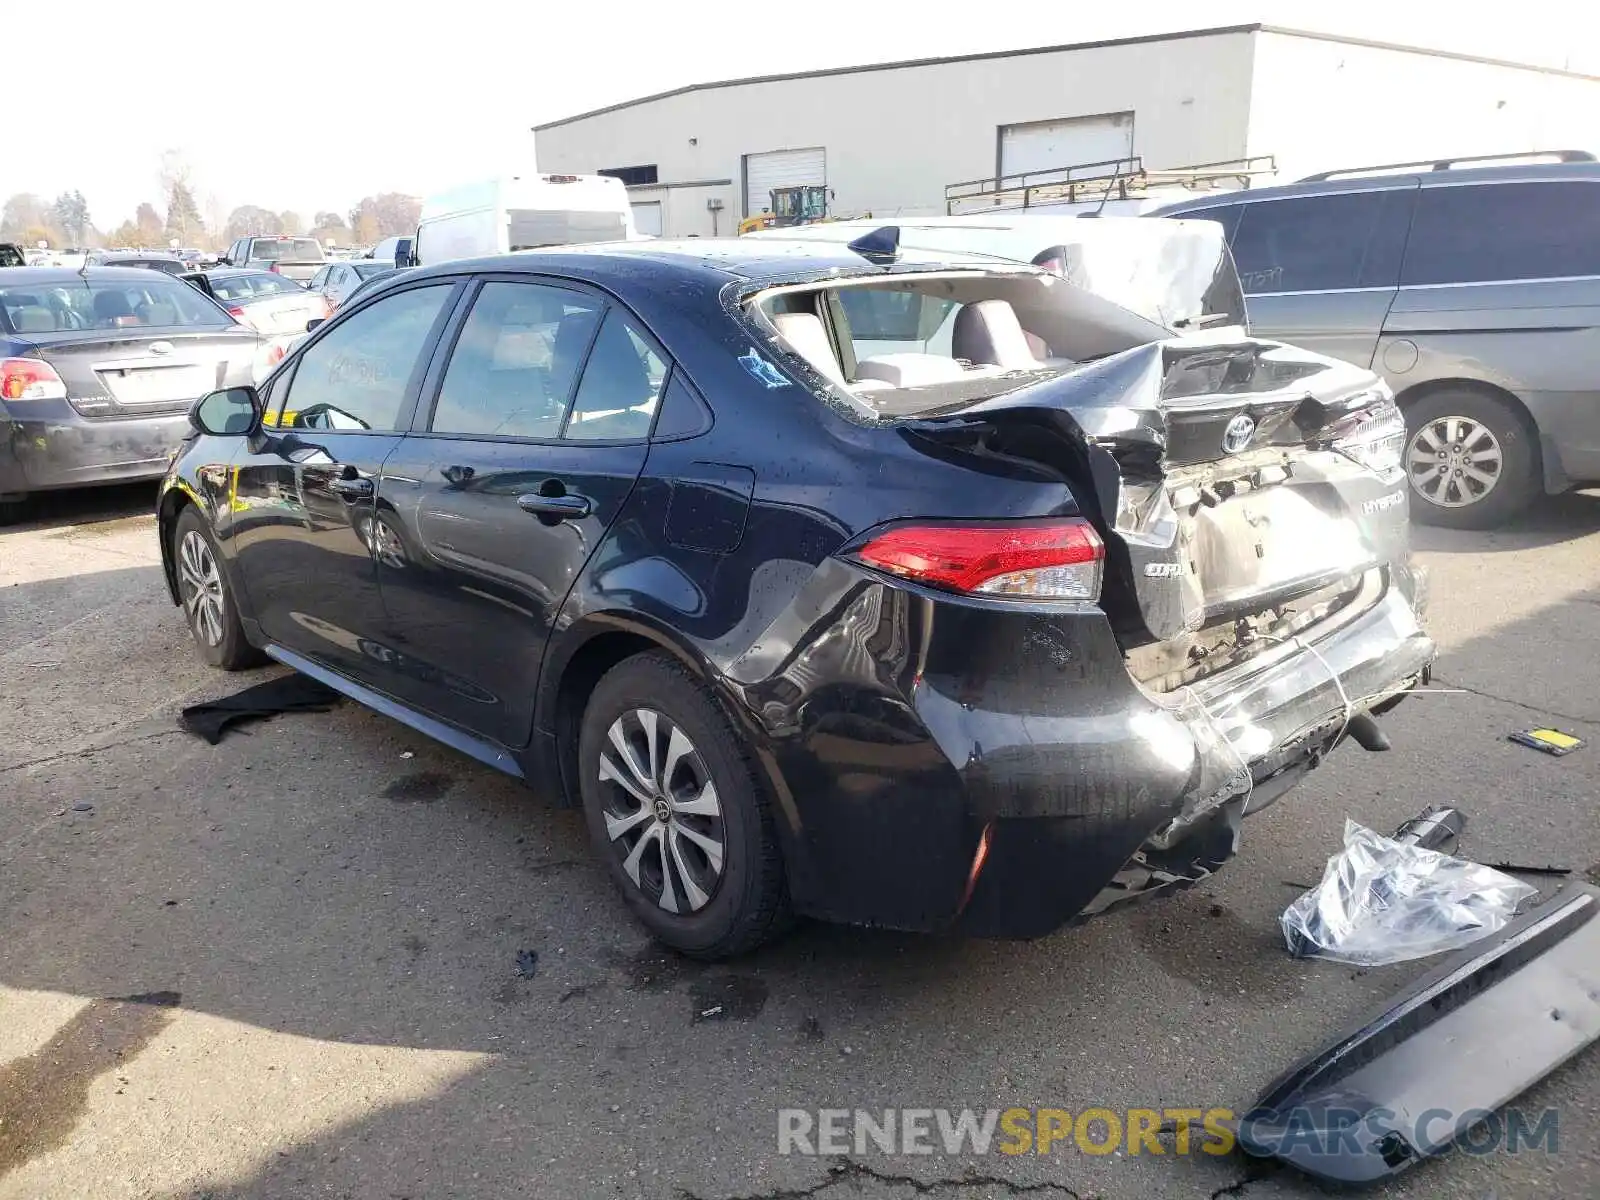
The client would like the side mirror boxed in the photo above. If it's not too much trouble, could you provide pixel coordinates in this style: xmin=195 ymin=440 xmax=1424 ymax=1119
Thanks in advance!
xmin=305 ymin=317 xmax=325 ymax=333
xmin=215 ymin=255 xmax=231 ymax=266
xmin=190 ymin=386 xmax=262 ymax=437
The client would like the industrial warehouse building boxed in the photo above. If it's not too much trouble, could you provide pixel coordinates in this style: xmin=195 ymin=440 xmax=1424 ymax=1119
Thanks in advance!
xmin=533 ymin=23 xmax=1600 ymax=238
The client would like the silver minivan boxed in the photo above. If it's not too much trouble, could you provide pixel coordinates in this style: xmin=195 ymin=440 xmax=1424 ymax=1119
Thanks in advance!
xmin=1150 ymin=151 xmax=1600 ymax=527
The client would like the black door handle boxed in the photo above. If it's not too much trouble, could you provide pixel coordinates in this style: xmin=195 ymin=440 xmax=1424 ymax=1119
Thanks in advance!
xmin=329 ymin=475 xmax=374 ymax=498
xmin=517 ymin=492 xmax=591 ymax=519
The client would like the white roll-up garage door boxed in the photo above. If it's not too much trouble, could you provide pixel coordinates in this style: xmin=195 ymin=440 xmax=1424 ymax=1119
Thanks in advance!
xmin=743 ymin=147 xmax=826 ymax=216
xmin=999 ymin=112 xmax=1134 ymax=179
xmin=631 ymin=201 xmax=662 ymax=236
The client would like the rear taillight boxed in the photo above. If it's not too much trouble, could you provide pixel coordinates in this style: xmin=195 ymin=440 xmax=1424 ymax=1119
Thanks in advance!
xmin=0 ymin=357 xmax=67 ymax=402
xmin=851 ymin=519 xmax=1104 ymax=601
xmin=1329 ymin=395 xmax=1406 ymax=476
xmin=269 ymin=263 xmax=280 ymax=274
xmin=226 ymin=305 xmax=247 ymax=319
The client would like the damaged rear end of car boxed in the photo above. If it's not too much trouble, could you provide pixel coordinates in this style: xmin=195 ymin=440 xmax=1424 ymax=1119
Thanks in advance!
xmin=738 ymin=253 xmax=1434 ymax=937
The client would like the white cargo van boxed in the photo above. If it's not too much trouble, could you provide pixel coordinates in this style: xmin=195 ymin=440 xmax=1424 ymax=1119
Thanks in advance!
xmin=413 ymin=174 xmax=640 ymax=266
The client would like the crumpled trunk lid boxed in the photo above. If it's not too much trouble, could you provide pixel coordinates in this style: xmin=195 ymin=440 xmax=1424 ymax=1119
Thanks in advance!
xmin=910 ymin=334 xmax=1414 ymax=687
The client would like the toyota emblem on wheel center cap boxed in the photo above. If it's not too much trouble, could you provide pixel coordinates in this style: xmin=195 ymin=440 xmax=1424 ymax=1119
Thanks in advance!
xmin=1222 ymin=413 xmax=1257 ymax=454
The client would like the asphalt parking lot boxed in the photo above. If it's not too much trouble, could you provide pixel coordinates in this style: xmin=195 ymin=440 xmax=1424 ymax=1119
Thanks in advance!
xmin=2 ymin=483 xmax=1597 ymax=1200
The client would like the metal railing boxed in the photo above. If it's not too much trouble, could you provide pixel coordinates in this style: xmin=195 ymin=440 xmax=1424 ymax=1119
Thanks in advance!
xmin=944 ymin=154 xmax=1278 ymax=215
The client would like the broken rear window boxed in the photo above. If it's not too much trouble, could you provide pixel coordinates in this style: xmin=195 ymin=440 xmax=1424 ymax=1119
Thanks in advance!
xmin=747 ymin=270 xmax=1166 ymax=420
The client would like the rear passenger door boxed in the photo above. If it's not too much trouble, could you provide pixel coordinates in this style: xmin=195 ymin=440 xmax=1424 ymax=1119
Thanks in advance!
xmin=1223 ymin=184 xmax=1417 ymax=369
xmin=374 ymin=277 xmax=664 ymax=745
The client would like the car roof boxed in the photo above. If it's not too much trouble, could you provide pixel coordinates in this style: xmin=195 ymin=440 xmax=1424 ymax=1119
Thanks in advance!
xmin=407 ymin=237 xmax=1040 ymax=289
xmin=1152 ymin=158 xmax=1600 ymax=214
xmin=0 ymin=266 xmax=195 ymax=284
xmin=205 ymin=267 xmax=272 ymax=278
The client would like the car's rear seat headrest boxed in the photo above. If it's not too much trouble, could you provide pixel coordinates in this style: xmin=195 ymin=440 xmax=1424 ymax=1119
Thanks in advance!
xmin=771 ymin=311 xmax=846 ymax=388
xmin=952 ymin=299 xmax=1040 ymax=370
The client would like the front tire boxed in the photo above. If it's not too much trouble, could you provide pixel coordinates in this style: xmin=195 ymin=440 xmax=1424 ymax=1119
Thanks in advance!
xmin=578 ymin=652 xmax=790 ymax=959
xmin=1403 ymin=390 xmax=1538 ymax=529
xmin=172 ymin=506 xmax=264 ymax=670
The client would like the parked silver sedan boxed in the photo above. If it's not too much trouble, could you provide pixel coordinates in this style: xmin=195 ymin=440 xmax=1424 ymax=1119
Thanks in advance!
xmin=202 ymin=269 xmax=328 ymax=337
xmin=307 ymin=260 xmax=397 ymax=312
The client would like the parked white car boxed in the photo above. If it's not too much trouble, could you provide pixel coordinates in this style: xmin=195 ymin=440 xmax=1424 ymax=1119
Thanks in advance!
xmin=747 ymin=214 xmax=1246 ymax=333
xmin=200 ymin=269 xmax=329 ymax=336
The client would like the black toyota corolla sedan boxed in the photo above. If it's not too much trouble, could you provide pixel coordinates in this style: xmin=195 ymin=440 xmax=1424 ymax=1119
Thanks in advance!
xmin=157 ymin=235 xmax=1434 ymax=958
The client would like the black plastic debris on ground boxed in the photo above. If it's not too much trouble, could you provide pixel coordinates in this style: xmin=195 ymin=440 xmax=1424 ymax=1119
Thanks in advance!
xmin=179 ymin=675 xmax=341 ymax=745
xmin=514 ymin=950 xmax=539 ymax=979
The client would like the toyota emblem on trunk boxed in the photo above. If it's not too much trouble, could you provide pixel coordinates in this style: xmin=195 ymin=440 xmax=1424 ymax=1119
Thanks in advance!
xmin=1222 ymin=414 xmax=1257 ymax=454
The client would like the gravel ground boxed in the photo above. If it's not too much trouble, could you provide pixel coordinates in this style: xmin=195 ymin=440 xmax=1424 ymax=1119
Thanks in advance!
xmin=1 ymin=483 xmax=1596 ymax=1200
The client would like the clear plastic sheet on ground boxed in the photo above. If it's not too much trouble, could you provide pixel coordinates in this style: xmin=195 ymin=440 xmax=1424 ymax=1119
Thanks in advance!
xmin=1282 ymin=819 xmax=1537 ymax=965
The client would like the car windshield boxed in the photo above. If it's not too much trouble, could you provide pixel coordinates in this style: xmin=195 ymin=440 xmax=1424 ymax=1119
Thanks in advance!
xmin=0 ymin=277 xmax=235 ymax=334
xmin=353 ymin=263 xmax=395 ymax=279
xmin=250 ymin=238 xmax=324 ymax=261
xmin=750 ymin=269 xmax=1168 ymax=420
xmin=209 ymin=272 xmax=300 ymax=301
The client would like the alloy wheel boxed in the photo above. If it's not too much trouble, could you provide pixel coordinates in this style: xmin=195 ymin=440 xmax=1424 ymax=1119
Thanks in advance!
xmin=1406 ymin=415 xmax=1503 ymax=508
xmin=597 ymin=708 xmax=726 ymax=914
xmin=178 ymin=530 xmax=227 ymax=647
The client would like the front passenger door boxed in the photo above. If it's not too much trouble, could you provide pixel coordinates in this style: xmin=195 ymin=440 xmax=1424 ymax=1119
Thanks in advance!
xmin=375 ymin=278 xmax=663 ymax=745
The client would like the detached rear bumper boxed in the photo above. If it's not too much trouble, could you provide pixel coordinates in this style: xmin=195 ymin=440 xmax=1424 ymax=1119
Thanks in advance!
xmin=766 ymin=566 xmax=1433 ymax=936
xmin=1239 ymin=883 xmax=1600 ymax=1184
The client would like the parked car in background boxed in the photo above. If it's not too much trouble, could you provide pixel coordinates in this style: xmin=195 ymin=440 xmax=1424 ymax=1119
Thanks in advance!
xmin=158 ymin=238 xmax=1431 ymax=957
xmin=1149 ymin=150 xmax=1600 ymax=528
xmin=189 ymin=268 xmax=330 ymax=336
xmin=414 ymin=174 xmax=639 ymax=265
xmin=86 ymin=252 xmax=190 ymax=276
xmin=0 ymin=244 xmax=24 ymax=268
xmin=368 ymin=236 xmax=414 ymax=266
xmin=0 ymin=267 xmax=273 ymax=521
xmin=748 ymin=214 xmax=1246 ymax=334
xmin=220 ymin=236 xmax=327 ymax=282
xmin=308 ymin=260 xmax=397 ymax=311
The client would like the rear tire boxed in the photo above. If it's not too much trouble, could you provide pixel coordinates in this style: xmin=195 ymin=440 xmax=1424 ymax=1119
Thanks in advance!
xmin=1403 ymin=390 xmax=1538 ymax=529
xmin=172 ymin=506 xmax=265 ymax=671
xmin=578 ymin=652 xmax=790 ymax=959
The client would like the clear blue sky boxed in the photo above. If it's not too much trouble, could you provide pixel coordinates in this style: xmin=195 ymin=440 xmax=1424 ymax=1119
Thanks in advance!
xmin=14 ymin=0 xmax=1599 ymax=230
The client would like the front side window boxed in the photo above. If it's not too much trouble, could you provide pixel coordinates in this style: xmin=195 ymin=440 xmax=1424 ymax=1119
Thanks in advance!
xmin=1401 ymin=181 xmax=1600 ymax=285
xmin=1229 ymin=192 xmax=1385 ymax=294
xmin=431 ymin=281 xmax=602 ymax=438
xmin=278 ymin=284 xmax=452 ymax=431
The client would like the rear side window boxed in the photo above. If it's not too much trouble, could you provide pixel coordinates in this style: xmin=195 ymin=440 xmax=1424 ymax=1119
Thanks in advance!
xmin=252 ymin=274 xmax=306 ymax=296
xmin=431 ymin=281 xmax=602 ymax=438
xmin=1401 ymin=181 xmax=1600 ymax=285
xmin=1229 ymin=192 xmax=1387 ymax=294
xmin=279 ymin=284 xmax=452 ymax=431
xmin=249 ymin=238 xmax=323 ymax=261
xmin=563 ymin=310 xmax=667 ymax=441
